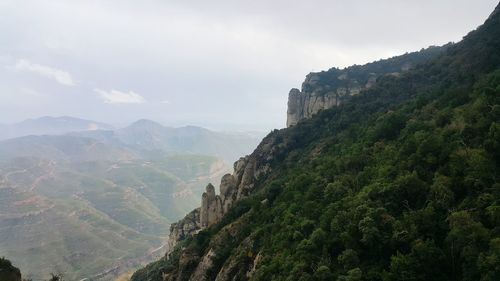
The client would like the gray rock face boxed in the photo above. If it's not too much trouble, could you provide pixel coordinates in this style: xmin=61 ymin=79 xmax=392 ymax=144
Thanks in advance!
xmin=199 ymin=132 xmax=279 ymax=230
xmin=219 ymin=173 xmax=237 ymax=211
xmin=200 ymin=184 xmax=223 ymax=228
xmin=286 ymin=72 xmax=366 ymax=127
xmin=165 ymin=132 xmax=282 ymax=255
xmin=284 ymin=44 xmax=448 ymax=127
xmin=189 ymin=248 xmax=216 ymax=281
xmin=286 ymin=88 xmax=339 ymax=127
xmin=167 ymin=208 xmax=201 ymax=252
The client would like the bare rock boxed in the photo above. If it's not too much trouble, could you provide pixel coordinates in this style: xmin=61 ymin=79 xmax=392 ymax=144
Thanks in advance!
xmin=200 ymin=184 xmax=223 ymax=228
xmin=167 ymin=208 xmax=201 ymax=253
xmin=188 ymin=249 xmax=216 ymax=281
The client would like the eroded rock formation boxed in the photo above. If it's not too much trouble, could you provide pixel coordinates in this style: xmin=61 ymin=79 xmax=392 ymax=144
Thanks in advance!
xmin=286 ymin=72 xmax=369 ymax=127
xmin=167 ymin=132 xmax=283 ymax=254
xmin=285 ymin=45 xmax=450 ymax=127
xmin=167 ymin=208 xmax=201 ymax=252
xmin=200 ymin=184 xmax=223 ymax=228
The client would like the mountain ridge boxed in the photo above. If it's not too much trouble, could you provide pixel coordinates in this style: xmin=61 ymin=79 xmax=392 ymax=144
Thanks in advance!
xmin=0 ymin=116 xmax=114 ymax=141
xmin=286 ymin=44 xmax=449 ymax=127
xmin=131 ymin=3 xmax=500 ymax=281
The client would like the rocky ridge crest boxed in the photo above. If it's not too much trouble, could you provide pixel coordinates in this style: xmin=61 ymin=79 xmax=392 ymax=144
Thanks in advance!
xmin=286 ymin=45 xmax=448 ymax=127
xmin=166 ymin=132 xmax=282 ymax=254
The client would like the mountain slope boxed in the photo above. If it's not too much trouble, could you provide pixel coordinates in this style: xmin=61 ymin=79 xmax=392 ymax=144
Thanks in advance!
xmin=132 ymin=4 xmax=500 ymax=281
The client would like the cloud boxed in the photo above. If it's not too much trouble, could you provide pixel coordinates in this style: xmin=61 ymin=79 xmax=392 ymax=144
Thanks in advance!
xmin=14 ymin=59 xmax=75 ymax=86
xmin=1 ymin=0 xmax=497 ymax=129
xmin=20 ymin=87 xmax=43 ymax=97
xmin=160 ymin=100 xmax=170 ymax=104
xmin=95 ymin=88 xmax=146 ymax=104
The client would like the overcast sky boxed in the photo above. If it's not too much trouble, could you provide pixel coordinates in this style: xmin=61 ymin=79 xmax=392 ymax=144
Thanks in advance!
xmin=0 ymin=0 xmax=497 ymax=130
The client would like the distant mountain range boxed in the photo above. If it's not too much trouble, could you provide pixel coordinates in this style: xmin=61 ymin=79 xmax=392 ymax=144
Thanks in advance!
xmin=0 ymin=116 xmax=114 ymax=140
xmin=0 ymin=117 xmax=264 ymax=163
xmin=0 ymin=116 xmax=263 ymax=280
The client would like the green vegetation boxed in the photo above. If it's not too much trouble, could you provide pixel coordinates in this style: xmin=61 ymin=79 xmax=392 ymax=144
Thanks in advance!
xmin=0 ymin=258 xmax=21 ymax=281
xmin=302 ymin=45 xmax=448 ymax=97
xmin=0 ymin=154 xmax=228 ymax=280
xmin=133 ymin=5 xmax=500 ymax=281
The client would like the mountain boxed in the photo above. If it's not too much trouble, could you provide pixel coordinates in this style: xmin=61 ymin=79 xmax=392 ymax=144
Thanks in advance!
xmin=0 ymin=116 xmax=114 ymax=140
xmin=132 ymin=4 xmax=500 ymax=281
xmin=0 ymin=116 xmax=263 ymax=164
xmin=74 ymin=119 xmax=264 ymax=163
xmin=0 ymin=121 xmax=262 ymax=279
xmin=0 ymin=135 xmax=135 ymax=162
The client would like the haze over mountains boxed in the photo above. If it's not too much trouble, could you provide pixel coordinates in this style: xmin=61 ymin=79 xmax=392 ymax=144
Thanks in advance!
xmin=0 ymin=116 xmax=263 ymax=280
xmin=0 ymin=116 xmax=114 ymax=141
xmin=1 ymin=116 xmax=263 ymax=163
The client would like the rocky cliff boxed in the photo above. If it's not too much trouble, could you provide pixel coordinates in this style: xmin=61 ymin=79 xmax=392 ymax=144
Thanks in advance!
xmin=286 ymin=44 xmax=448 ymax=127
xmin=286 ymin=73 xmax=366 ymax=127
xmin=166 ymin=131 xmax=284 ymax=255
xmin=167 ymin=208 xmax=201 ymax=252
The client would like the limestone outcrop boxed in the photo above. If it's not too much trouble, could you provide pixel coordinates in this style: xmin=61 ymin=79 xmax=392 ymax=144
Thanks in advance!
xmin=167 ymin=208 xmax=201 ymax=252
xmin=286 ymin=72 xmax=368 ymax=127
xmin=166 ymin=131 xmax=283 ymax=255
xmin=287 ymin=88 xmax=339 ymax=127
xmin=198 ymin=134 xmax=276 ymax=227
xmin=285 ymin=45 xmax=450 ymax=127
xmin=200 ymin=184 xmax=223 ymax=228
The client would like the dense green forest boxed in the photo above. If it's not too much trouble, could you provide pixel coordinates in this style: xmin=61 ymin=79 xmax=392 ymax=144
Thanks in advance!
xmin=0 ymin=258 xmax=21 ymax=281
xmin=132 ymin=4 xmax=500 ymax=281
xmin=301 ymin=44 xmax=449 ymax=96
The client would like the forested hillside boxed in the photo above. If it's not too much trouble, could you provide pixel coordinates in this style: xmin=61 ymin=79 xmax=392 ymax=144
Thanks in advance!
xmin=132 ymin=4 xmax=500 ymax=281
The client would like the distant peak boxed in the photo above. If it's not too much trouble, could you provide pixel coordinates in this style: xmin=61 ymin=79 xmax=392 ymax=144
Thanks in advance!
xmin=127 ymin=119 xmax=164 ymax=128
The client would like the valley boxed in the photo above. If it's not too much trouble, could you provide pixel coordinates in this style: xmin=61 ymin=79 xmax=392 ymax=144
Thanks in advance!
xmin=0 ymin=119 xmax=261 ymax=280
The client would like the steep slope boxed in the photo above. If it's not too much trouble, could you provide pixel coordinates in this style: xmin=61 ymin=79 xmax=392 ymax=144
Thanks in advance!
xmin=132 ymin=4 xmax=500 ymax=281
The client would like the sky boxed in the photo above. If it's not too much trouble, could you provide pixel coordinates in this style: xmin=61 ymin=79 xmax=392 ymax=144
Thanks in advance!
xmin=0 ymin=0 xmax=498 ymax=131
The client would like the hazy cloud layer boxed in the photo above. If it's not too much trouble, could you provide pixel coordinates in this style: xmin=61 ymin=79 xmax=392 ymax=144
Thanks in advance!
xmin=0 ymin=0 xmax=497 ymax=130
